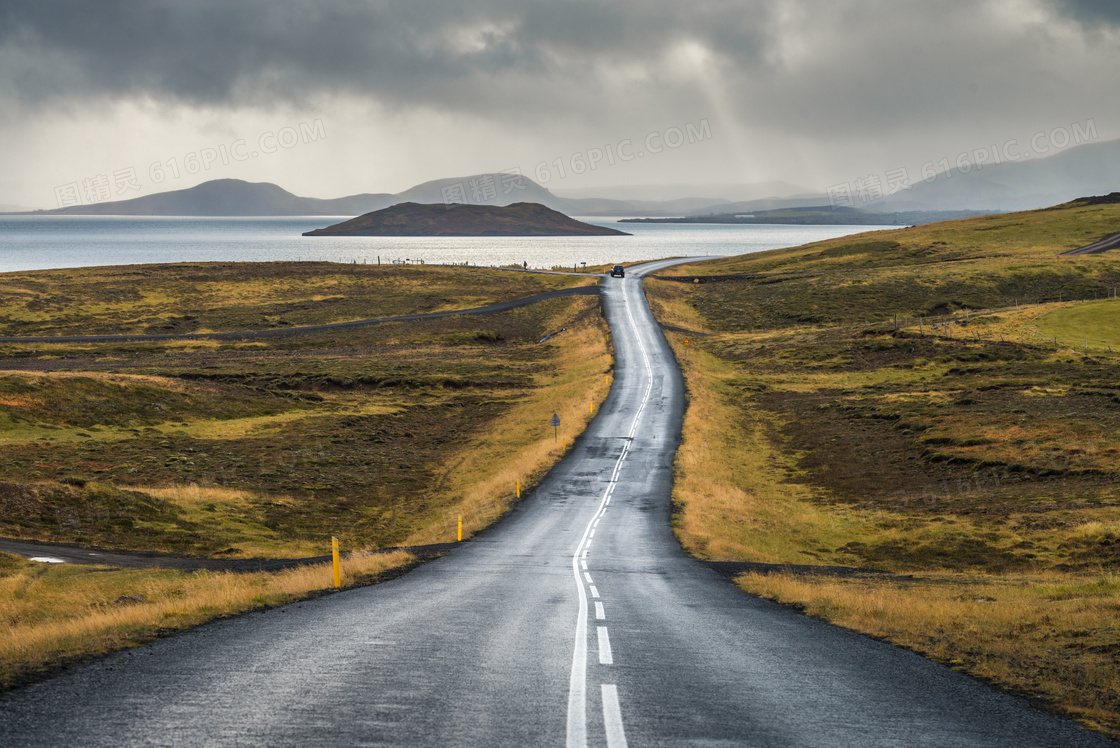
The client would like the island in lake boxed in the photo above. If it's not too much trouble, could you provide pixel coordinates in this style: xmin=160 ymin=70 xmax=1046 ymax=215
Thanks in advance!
xmin=303 ymin=202 xmax=630 ymax=237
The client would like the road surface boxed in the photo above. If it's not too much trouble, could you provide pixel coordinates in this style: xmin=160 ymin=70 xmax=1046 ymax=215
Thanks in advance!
xmin=0 ymin=258 xmax=1113 ymax=747
xmin=1063 ymin=231 xmax=1120 ymax=255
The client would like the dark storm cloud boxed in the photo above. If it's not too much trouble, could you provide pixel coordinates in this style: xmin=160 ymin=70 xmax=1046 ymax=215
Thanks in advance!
xmin=2 ymin=0 xmax=1116 ymax=173
xmin=1053 ymin=0 xmax=1120 ymax=26
xmin=0 ymin=0 xmax=774 ymax=111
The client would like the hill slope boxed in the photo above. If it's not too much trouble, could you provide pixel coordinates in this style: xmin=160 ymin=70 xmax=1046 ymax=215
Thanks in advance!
xmin=303 ymin=202 xmax=630 ymax=237
xmin=877 ymin=137 xmax=1120 ymax=212
xmin=642 ymin=195 xmax=1120 ymax=737
xmin=36 ymin=179 xmax=395 ymax=217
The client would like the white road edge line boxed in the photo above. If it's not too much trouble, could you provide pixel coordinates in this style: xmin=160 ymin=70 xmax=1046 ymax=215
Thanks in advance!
xmin=602 ymin=685 xmax=629 ymax=748
xmin=566 ymin=277 xmax=654 ymax=748
xmin=598 ymin=626 xmax=613 ymax=665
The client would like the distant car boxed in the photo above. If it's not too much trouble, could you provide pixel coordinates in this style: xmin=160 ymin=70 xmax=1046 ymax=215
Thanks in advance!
xmin=610 ymin=265 xmax=625 ymax=278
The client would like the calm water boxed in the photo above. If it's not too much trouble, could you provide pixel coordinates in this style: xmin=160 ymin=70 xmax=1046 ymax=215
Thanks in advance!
xmin=0 ymin=216 xmax=893 ymax=272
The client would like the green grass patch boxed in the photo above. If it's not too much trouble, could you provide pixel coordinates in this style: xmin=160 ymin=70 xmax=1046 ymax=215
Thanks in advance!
xmin=1037 ymin=299 xmax=1120 ymax=351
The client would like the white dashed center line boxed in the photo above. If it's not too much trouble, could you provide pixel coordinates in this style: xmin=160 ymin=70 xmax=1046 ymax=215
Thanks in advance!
xmin=567 ymin=278 xmax=654 ymax=748
xmin=602 ymin=685 xmax=629 ymax=748
xmin=597 ymin=627 xmax=613 ymax=665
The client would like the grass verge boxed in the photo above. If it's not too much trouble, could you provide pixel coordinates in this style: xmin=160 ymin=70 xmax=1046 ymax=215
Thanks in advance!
xmin=645 ymin=199 xmax=1120 ymax=739
xmin=0 ymin=262 xmax=611 ymax=689
xmin=0 ymin=548 xmax=412 ymax=690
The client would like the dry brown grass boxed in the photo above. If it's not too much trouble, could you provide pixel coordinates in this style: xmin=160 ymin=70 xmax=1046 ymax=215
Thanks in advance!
xmin=666 ymin=336 xmax=871 ymax=563
xmin=0 ymin=549 xmax=412 ymax=690
xmin=739 ymin=571 xmax=1120 ymax=738
xmin=406 ymin=302 xmax=613 ymax=544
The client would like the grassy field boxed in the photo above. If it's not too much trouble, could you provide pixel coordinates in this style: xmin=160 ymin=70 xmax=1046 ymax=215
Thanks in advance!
xmin=0 ymin=261 xmax=610 ymax=689
xmin=645 ymin=198 xmax=1120 ymax=738
xmin=656 ymin=198 xmax=1120 ymax=332
xmin=0 ymin=261 xmax=586 ymax=337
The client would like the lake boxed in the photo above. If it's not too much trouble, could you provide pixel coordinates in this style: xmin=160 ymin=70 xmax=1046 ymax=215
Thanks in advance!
xmin=0 ymin=216 xmax=894 ymax=273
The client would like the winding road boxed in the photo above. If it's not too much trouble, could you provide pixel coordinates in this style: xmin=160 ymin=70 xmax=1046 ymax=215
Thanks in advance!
xmin=0 ymin=259 xmax=1114 ymax=747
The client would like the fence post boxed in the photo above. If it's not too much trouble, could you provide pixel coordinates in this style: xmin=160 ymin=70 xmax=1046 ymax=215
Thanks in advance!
xmin=332 ymin=537 xmax=341 ymax=588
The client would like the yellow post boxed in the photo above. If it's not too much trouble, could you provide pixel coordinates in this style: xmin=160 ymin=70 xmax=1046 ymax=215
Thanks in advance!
xmin=457 ymin=515 xmax=463 ymax=542
xmin=517 ymin=481 xmax=521 ymax=499
xmin=589 ymin=401 xmax=593 ymax=415
xmin=562 ymin=437 xmax=566 ymax=451
xmin=331 ymin=536 xmax=341 ymax=588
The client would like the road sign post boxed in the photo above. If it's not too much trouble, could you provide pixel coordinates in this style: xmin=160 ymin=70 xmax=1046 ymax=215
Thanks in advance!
xmin=551 ymin=412 xmax=560 ymax=441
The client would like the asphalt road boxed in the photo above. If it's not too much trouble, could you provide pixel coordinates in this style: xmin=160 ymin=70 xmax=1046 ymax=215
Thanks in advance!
xmin=1 ymin=258 xmax=1114 ymax=747
xmin=1063 ymin=231 xmax=1120 ymax=255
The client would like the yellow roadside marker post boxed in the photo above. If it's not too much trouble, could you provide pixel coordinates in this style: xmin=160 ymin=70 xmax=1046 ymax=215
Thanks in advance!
xmin=517 ymin=481 xmax=521 ymax=499
xmin=331 ymin=537 xmax=341 ymax=588
xmin=458 ymin=515 xmax=463 ymax=542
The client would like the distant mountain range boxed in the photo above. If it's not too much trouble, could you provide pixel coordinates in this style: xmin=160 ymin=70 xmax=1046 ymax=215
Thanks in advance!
xmin=25 ymin=174 xmax=711 ymax=218
xmin=876 ymin=137 xmax=1120 ymax=212
xmin=18 ymin=137 xmax=1120 ymax=218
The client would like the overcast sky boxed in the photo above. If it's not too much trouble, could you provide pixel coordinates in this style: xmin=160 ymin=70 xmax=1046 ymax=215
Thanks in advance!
xmin=1 ymin=0 xmax=1118 ymax=208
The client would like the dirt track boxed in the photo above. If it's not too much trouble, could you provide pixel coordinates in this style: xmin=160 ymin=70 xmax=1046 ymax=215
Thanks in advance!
xmin=0 ymin=284 xmax=600 ymax=344
xmin=0 ymin=535 xmax=456 ymax=572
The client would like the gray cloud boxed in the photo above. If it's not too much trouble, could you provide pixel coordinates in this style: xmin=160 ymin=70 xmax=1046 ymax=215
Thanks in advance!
xmin=0 ymin=0 xmax=774 ymax=114
xmin=1053 ymin=0 xmax=1120 ymax=26
xmin=2 ymin=0 xmax=1113 ymax=141
xmin=0 ymin=0 xmax=1117 ymax=207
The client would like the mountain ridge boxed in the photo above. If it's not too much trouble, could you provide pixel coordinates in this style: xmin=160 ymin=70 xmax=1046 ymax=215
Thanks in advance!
xmin=17 ymin=137 xmax=1120 ymax=218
